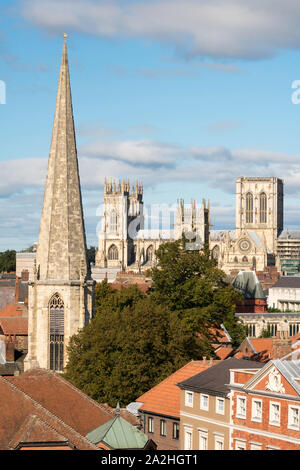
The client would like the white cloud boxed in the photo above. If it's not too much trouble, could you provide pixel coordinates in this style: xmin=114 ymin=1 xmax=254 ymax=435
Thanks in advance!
xmin=22 ymin=0 xmax=300 ymax=60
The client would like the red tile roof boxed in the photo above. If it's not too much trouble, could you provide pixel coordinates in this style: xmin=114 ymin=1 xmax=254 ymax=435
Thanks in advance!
xmin=7 ymin=368 xmax=115 ymax=437
xmin=0 ymin=317 xmax=28 ymax=335
xmin=214 ymin=346 xmax=233 ymax=360
xmin=0 ymin=376 xmax=99 ymax=450
xmin=0 ymin=304 xmax=23 ymax=317
xmin=136 ymin=360 xmax=218 ymax=418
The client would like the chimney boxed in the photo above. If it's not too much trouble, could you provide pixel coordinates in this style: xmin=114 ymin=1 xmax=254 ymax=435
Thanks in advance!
xmin=272 ymin=331 xmax=292 ymax=359
xmin=6 ymin=342 xmax=15 ymax=362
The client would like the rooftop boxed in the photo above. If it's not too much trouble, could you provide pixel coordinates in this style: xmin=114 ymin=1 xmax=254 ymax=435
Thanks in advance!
xmin=137 ymin=360 xmax=217 ymax=418
xmin=177 ymin=358 xmax=264 ymax=396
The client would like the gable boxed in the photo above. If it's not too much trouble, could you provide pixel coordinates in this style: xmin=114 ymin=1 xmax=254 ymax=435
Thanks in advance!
xmin=246 ymin=364 xmax=300 ymax=397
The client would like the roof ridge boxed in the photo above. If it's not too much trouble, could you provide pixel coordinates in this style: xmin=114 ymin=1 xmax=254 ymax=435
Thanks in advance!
xmin=137 ymin=360 xmax=209 ymax=401
xmin=8 ymin=413 xmax=68 ymax=449
xmin=48 ymin=369 xmax=115 ymax=416
xmin=19 ymin=368 xmax=114 ymax=418
xmin=0 ymin=376 xmax=99 ymax=450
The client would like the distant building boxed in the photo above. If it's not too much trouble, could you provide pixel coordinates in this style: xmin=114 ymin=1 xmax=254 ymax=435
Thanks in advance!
xmin=268 ymin=276 xmax=300 ymax=312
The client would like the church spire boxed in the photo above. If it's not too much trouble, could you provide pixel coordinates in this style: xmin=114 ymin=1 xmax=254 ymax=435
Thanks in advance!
xmin=36 ymin=37 xmax=88 ymax=281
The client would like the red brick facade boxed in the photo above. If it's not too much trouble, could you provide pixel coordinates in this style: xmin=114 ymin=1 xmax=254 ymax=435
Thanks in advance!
xmin=230 ymin=362 xmax=300 ymax=450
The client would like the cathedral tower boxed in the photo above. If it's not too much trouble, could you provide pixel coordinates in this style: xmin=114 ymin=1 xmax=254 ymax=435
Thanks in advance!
xmin=24 ymin=38 xmax=95 ymax=372
xmin=236 ymin=177 xmax=284 ymax=253
xmin=96 ymin=179 xmax=144 ymax=269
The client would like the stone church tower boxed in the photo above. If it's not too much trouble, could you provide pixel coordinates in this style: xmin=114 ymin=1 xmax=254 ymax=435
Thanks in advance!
xmin=96 ymin=179 xmax=144 ymax=270
xmin=24 ymin=39 xmax=95 ymax=372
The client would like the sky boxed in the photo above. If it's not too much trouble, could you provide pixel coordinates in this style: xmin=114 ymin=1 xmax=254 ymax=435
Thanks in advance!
xmin=2 ymin=0 xmax=300 ymax=250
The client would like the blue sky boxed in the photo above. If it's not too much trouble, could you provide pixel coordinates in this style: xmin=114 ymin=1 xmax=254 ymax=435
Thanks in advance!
xmin=2 ymin=0 xmax=300 ymax=250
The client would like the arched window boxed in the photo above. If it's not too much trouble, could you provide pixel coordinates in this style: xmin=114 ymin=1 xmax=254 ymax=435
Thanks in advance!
xmin=252 ymin=257 xmax=256 ymax=269
xmin=110 ymin=209 xmax=117 ymax=232
xmin=49 ymin=293 xmax=64 ymax=372
xmin=245 ymin=192 xmax=253 ymax=223
xmin=108 ymin=244 xmax=118 ymax=260
xmin=234 ymin=257 xmax=238 ymax=263
xmin=259 ymin=192 xmax=267 ymax=223
xmin=146 ymin=245 xmax=154 ymax=262
xmin=212 ymin=245 xmax=220 ymax=261
xmin=242 ymin=256 xmax=248 ymax=263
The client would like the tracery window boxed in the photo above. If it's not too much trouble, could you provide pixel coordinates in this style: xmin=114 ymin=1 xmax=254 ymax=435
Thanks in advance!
xmin=245 ymin=192 xmax=253 ymax=223
xmin=110 ymin=209 xmax=117 ymax=232
xmin=108 ymin=244 xmax=119 ymax=260
xmin=259 ymin=192 xmax=267 ymax=223
xmin=146 ymin=245 xmax=153 ymax=262
xmin=49 ymin=293 xmax=64 ymax=372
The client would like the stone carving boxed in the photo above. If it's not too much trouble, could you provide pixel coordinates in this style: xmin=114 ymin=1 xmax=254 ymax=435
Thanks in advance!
xmin=266 ymin=368 xmax=285 ymax=394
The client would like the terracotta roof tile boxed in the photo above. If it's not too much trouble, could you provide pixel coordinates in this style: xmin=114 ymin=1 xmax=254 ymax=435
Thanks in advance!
xmin=0 ymin=317 xmax=28 ymax=335
xmin=136 ymin=360 xmax=218 ymax=418
xmin=8 ymin=368 xmax=116 ymax=436
xmin=0 ymin=376 xmax=99 ymax=450
xmin=214 ymin=347 xmax=233 ymax=360
xmin=0 ymin=304 xmax=23 ymax=317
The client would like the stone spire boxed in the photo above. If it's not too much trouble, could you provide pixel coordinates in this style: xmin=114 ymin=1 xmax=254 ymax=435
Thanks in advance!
xmin=36 ymin=39 xmax=88 ymax=281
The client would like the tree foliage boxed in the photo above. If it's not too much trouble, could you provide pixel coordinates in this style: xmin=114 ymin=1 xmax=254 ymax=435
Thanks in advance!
xmin=64 ymin=283 xmax=210 ymax=406
xmin=0 ymin=250 xmax=16 ymax=273
xmin=65 ymin=238 xmax=246 ymax=406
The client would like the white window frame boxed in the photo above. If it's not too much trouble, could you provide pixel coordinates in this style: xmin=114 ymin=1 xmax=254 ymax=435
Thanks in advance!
xmin=269 ymin=401 xmax=281 ymax=427
xmin=184 ymin=427 xmax=193 ymax=450
xmin=199 ymin=430 xmax=208 ymax=450
xmin=251 ymin=398 xmax=262 ymax=423
xmin=148 ymin=416 xmax=154 ymax=433
xmin=250 ymin=442 xmax=262 ymax=450
xmin=160 ymin=419 xmax=166 ymax=436
xmin=200 ymin=393 xmax=209 ymax=411
xmin=185 ymin=390 xmax=194 ymax=408
xmin=236 ymin=395 xmax=247 ymax=419
xmin=214 ymin=433 xmax=224 ymax=450
xmin=235 ymin=439 xmax=246 ymax=450
xmin=288 ymin=405 xmax=300 ymax=431
xmin=216 ymin=397 xmax=225 ymax=415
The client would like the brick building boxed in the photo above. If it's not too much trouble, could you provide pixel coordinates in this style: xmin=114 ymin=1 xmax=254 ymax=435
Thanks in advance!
xmin=230 ymin=359 xmax=300 ymax=449
xmin=176 ymin=358 xmax=264 ymax=450
xmin=135 ymin=360 xmax=218 ymax=450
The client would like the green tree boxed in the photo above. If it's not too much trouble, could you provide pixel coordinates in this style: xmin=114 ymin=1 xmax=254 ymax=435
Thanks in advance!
xmin=0 ymin=250 xmax=16 ymax=273
xmin=149 ymin=239 xmax=245 ymax=348
xmin=64 ymin=284 xmax=209 ymax=406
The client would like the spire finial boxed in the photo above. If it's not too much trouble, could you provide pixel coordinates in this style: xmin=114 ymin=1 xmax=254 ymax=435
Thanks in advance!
xmin=64 ymin=32 xmax=68 ymax=43
xmin=116 ymin=402 xmax=120 ymax=417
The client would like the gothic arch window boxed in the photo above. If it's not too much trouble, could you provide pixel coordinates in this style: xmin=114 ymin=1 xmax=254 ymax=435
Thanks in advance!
xmin=234 ymin=257 xmax=238 ymax=263
xmin=146 ymin=245 xmax=154 ymax=262
xmin=242 ymin=256 xmax=248 ymax=263
xmin=110 ymin=209 xmax=117 ymax=232
xmin=252 ymin=257 xmax=257 ymax=269
xmin=259 ymin=192 xmax=267 ymax=223
xmin=49 ymin=293 xmax=64 ymax=372
xmin=245 ymin=192 xmax=253 ymax=223
xmin=212 ymin=245 xmax=220 ymax=261
xmin=108 ymin=244 xmax=119 ymax=260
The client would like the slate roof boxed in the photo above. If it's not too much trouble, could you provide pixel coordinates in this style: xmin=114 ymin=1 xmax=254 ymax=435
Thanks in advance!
xmin=177 ymin=358 xmax=264 ymax=396
xmin=86 ymin=412 xmax=149 ymax=449
xmin=136 ymin=360 xmax=217 ymax=418
xmin=278 ymin=230 xmax=300 ymax=239
xmin=232 ymin=270 xmax=265 ymax=299
xmin=270 ymin=276 xmax=300 ymax=289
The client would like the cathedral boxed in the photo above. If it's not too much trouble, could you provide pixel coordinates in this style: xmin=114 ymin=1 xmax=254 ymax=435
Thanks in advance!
xmin=210 ymin=176 xmax=284 ymax=275
xmin=94 ymin=179 xmax=210 ymax=273
xmin=24 ymin=39 xmax=95 ymax=372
